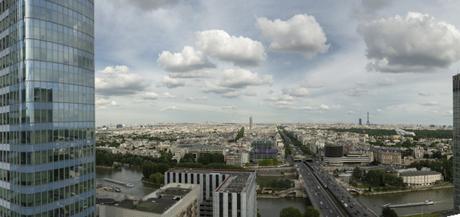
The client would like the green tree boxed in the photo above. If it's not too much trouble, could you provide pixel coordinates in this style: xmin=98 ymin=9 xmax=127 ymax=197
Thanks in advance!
xmin=304 ymin=206 xmax=320 ymax=217
xmin=234 ymin=127 xmax=245 ymax=141
xmin=352 ymin=167 xmax=363 ymax=181
xmin=181 ymin=153 xmax=196 ymax=163
xmin=381 ymin=207 xmax=398 ymax=217
xmin=410 ymin=158 xmax=453 ymax=182
xmin=280 ymin=207 xmax=302 ymax=217
xmin=383 ymin=173 xmax=404 ymax=187
xmin=431 ymin=151 xmax=443 ymax=159
xmin=197 ymin=153 xmax=225 ymax=165
xmin=142 ymin=162 xmax=169 ymax=178
xmin=148 ymin=172 xmax=164 ymax=186
xmin=259 ymin=158 xmax=279 ymax=166
xmin=364 ymin=169 xmax=385 ymax=187
xmin=363 ymin=169 xmax=405 ymax=188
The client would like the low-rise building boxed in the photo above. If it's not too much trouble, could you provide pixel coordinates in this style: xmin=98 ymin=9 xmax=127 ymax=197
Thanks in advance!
xmin=324 ymin=154 xmax=372 ymax=166
xmin=224 ymin=149 xmax=249 ymax=166
xmin=249 ymin=139 xmax=278 ymax=162
xmin=399 ymin=170 xmax=442 ymax=187
xmin=373 ymin=146 xmax=402 ymax=165
xmin=97 ymin=183 xmax=199 ymax=217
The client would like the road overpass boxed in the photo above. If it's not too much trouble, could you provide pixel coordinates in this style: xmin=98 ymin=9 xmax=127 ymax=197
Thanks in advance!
xmin=305 ymin=161 xmax=378 ymax=217
xmin=279 ymin=127 xmax=377 ymax=217
xmin=297 ymin=162 xmax=348 ymax=217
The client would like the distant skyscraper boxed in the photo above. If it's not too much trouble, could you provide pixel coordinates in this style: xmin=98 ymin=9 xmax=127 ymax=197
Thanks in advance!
xmin=0 ymin=1 xmax=95 ymax=216
xmin=453 ymin=74 xmax=460 ymax=210
xmin=359 ymin=118 xmax=362 ymax=125
xmin=249 ymin=116 xmax=253 ymax=130
xmin=366 ymin=112 xmax=370 ymax=125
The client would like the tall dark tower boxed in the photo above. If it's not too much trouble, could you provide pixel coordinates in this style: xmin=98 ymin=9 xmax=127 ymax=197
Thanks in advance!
xmin=366 ymin=112 xmax=370 ymax=125
xmin=453 ymin=74 xmax=460 ymax=210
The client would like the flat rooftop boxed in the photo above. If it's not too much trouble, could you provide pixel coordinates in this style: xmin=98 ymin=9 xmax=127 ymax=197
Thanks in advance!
xmin=167 ymin=168 xmax=256 ymax=193
xmin=400 ymin=170 xmax=441 ymax=176
xmin=98 ymin=186 xmax=193 ymax=214
xmin=215 ymin=173 xmax=249 ymax=193
xmin=168 ymin=168 xmax=253 ymax=174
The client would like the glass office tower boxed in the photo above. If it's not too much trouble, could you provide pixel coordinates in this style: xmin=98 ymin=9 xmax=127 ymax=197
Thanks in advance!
xmin=454 ymin=74 xmax=460 ymax=211
xmin=0 ymin=0 xmax=95 ymax=216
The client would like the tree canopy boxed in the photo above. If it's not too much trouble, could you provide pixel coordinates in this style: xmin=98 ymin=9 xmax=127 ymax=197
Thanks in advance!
xmin=280 ymin=207 xmax=302 ymax=217
xmin=304 ymin=206 xmax=320 ymax=217
xmin=381 ymin=207 xmax=398 ymax=217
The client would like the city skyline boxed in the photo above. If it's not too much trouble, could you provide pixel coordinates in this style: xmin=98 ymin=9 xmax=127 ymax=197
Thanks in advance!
xmin=95 ymin=0 xmax=460 ymax=125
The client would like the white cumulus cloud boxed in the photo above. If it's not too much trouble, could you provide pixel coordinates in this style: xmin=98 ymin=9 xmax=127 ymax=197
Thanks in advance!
xmin=96 ymin=65 xmax=149 ymax=96
xmin=219 ymin=68 xmax=272 ymax=89
xmin=202 ymin=68 xmax=271 ymax=98
xmin=143 ymin=92 xmax=159 ymax=100
xmin=161 ymin=76 xmax=185 ymax=88
xmin=195 ymin=30 xmax=266 ymax=66
xmin=358 ymin=12 xmax=460 ymax=72
xmin=96 ymin=97 xmax=118 ymax=109
xmin=158 ymin=46 xmax=215 ymax=72
xmin=257 ymin=14 xmax=329 ymax=58
xmin=319 ymin=104 xmax=330 ymax=111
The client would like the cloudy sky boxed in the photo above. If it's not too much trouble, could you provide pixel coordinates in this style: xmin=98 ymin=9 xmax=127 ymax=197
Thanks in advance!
xmin=94 ymin=0 xmax=460 ymax=126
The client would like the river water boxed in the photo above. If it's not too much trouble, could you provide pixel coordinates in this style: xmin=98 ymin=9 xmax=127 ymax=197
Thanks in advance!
xmin=96 ymin=167 xmax=156 ymax=197
xmin=96 ymin=167 xmax=453 ymax=217
xmin=357 ymin=188 xmax=453 ymax=216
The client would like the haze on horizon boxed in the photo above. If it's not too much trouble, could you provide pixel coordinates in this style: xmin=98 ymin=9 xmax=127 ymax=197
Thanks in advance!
xmin=94 ymin=0 xmax=460 ymax=126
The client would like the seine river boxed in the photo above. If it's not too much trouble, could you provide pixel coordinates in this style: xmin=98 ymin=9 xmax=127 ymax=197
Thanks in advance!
xmin=357 ymin=188 xmax=453 ymax=216
xmin=96 ymin=167 xmax=453 ymax=217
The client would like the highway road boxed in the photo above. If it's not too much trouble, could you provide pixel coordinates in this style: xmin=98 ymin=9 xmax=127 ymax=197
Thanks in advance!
xmin=279 ymin=127 xmax=377 ymax=217
xmin=297 ymin=162 xmax=348 ymax=217
xmin=305 ymin=161 xmax=377 ymax=217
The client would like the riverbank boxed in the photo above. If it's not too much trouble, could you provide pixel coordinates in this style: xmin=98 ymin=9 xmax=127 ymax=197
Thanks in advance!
xmin=362 ymin=184 xmax=453 ymax=196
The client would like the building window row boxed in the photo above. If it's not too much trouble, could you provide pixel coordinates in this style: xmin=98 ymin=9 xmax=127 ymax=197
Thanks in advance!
xmin=25 ymin=39 xmax=93 ymax=70
xmin=0 ymin=0 xmax=20 ymax=34
xmin=0 ymin=195 xmax=95 ymax=217
xmin=0 ymin=162 xmax=94 ymax=187
xmin=0 ymin=145 xmax=94 ymax=166
xmin=25 ymin=60 xmax=94 ymax=87
xmin=26 ymin=0 xmax=93 ymax=36
xmin=0 ymin=128 xmax=94 ymax=145
xmin=25 ymin=18 xmax=93 ymax=53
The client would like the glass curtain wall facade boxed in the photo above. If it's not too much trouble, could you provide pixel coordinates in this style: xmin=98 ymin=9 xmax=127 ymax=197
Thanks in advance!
xmin=454 ymin=74 xmax=460 ymax=211
xmin=0 ymin=0 xmax=95 ymax=216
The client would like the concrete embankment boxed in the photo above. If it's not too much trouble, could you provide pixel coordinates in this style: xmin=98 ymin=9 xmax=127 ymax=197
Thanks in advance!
xmin=362 ymin=184 xmax=453 ymax=196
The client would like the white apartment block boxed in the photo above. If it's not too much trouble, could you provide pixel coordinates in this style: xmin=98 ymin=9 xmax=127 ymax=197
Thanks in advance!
xmin=165 ymin=169 xmax=257 ymax=217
